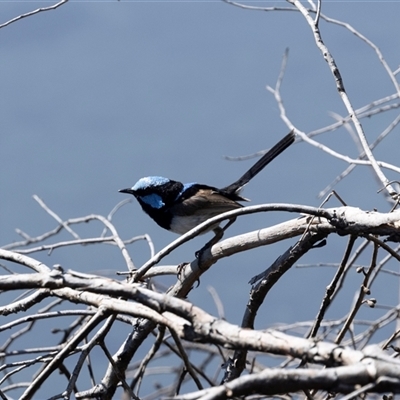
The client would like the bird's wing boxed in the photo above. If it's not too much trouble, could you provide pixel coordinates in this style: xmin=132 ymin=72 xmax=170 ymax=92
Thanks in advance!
xmin=171 ymin=188 xmax=242 ymax=217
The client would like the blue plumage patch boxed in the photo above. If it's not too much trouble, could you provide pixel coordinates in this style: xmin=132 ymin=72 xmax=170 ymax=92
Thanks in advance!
xmin=132 ymin=176 xmax=170 ymax=191
xmin=176 ymin=182 xmax=197 ymax=200
xmin=140 ymin=193 xmax=165 ymax=209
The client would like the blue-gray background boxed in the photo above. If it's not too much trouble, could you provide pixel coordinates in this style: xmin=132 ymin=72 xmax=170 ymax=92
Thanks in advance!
xmin=1 ymin=0 xmax=400 ymax=397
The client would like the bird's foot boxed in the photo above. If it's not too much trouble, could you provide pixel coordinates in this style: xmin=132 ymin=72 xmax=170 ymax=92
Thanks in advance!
xmin=195 ymin=218 xmax=237 ymax=265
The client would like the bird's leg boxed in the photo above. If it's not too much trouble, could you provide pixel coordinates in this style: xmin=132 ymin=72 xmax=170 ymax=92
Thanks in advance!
xmin=219 ymin=217 xmax=237 ymax=234
xmin=195 ymin=217 xmax=237 ymax=264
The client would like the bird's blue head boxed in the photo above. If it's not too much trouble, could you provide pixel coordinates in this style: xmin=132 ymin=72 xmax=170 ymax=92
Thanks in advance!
xmin=119 ymin=176 xmax=193 ymax=210
xmin=131 ymin=176 xmax=170 ymax=192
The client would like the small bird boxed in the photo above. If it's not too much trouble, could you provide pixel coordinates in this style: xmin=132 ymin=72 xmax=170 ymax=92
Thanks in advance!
xmin=120 ymin=131 xmax=295 ymax=235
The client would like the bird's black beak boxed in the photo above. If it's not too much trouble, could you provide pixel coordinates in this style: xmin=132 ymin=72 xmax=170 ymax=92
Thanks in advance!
xmin=119 ymin=188 xmax=135 ymax=195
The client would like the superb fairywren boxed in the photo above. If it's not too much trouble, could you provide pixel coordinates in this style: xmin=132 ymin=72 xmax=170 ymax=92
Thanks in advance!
xmin=120 ymin=131 xmax=295 ymax=235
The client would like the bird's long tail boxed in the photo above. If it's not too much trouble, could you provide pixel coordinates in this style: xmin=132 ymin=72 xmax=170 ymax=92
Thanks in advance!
xmin=221 ymin=130 xmax=295 ymax=196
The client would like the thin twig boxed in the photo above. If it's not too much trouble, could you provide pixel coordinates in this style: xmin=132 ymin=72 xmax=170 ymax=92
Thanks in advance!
xmin=0 ymin=0 xmax=68 ymax=29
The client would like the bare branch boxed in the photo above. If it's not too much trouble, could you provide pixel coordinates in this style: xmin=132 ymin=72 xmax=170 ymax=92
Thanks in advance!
xmin=0 ymin=0 xmax=68 ymax=29
xmin=287 ymin=0 xmax=397 ymax=198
